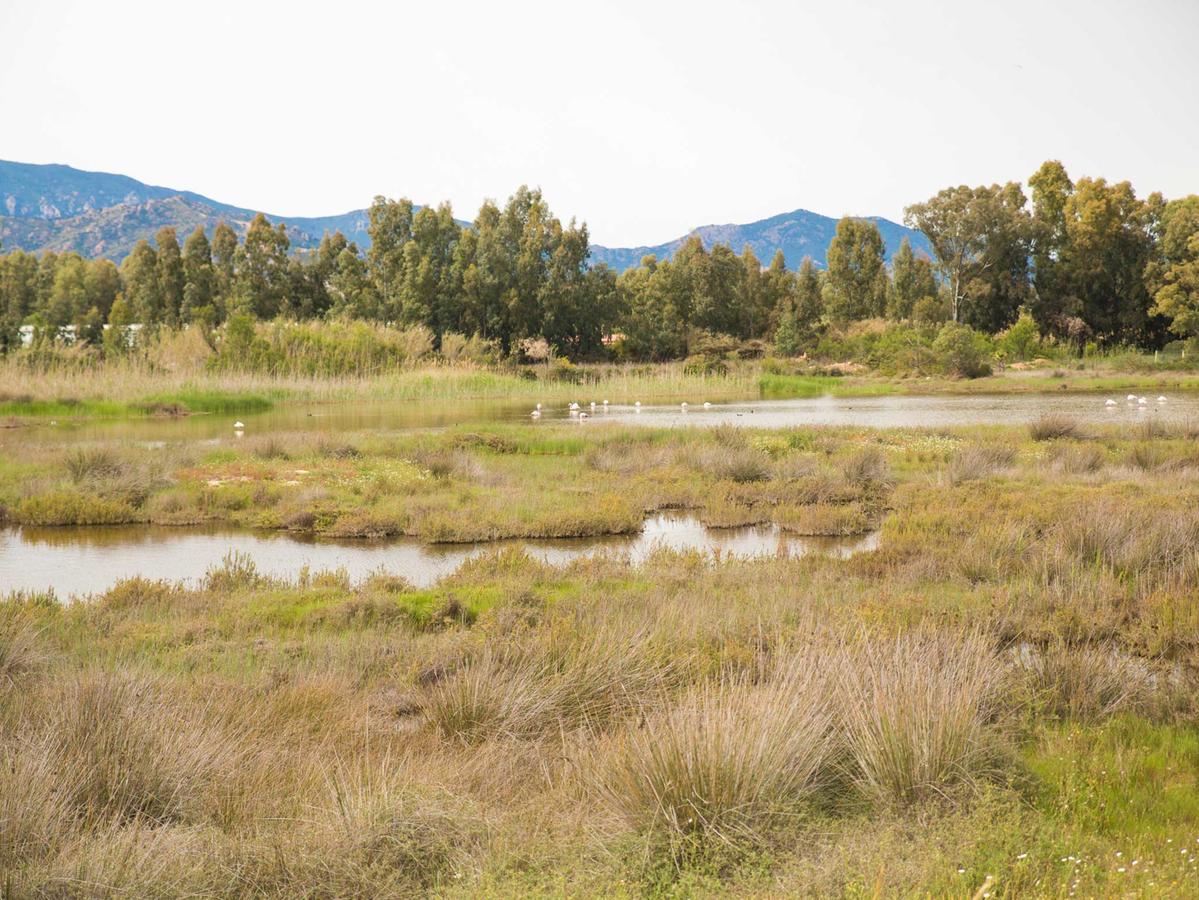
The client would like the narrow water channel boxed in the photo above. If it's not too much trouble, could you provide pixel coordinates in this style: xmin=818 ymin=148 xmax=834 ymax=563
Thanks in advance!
xmin=0 ymin=514 xmax=879 ymax=598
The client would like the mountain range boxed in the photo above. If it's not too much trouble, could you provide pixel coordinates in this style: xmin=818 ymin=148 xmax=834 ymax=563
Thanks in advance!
xmin=0 ymin=160 xmax=930 ymax=270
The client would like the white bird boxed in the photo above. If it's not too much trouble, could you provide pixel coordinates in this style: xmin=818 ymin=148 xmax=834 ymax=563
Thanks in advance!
xmin=590 ymin=401 xmax=596 ymax=409
xmin=603 ymin=399 xmax=609 ymax=405
xmin=681 ymin=402 xmax=688 ymax=410
xmin=536 ymin=402 xmax=542 ymax=410
xmin=703 ymin=401 xmax=712 ymax=409
xmin=1105 ymin=399 xmax=1117 ymax=406
xmin=579 ymin=411 xmax=589 ymax=419
xmin=1158 ymin=395 xmax=1167 ymax=402
xmin=233 ymin=421 xmax=245 ymax=429
xmin=531 ymin=410 xmax=541 ymax=419
xmin=1138 ymin=397 xmax=1148 ymax=405
xmin=569 ymin=402 xmax=580 ymax=411
xmin=1127 ymin=394 xmax=1137 ymax=401
xmin=634 ymin=401 xmax=641 ymax=407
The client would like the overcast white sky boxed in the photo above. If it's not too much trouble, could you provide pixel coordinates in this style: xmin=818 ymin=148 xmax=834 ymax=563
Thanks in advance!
xmin=2 ymin=0 xmax=1196 ymax=246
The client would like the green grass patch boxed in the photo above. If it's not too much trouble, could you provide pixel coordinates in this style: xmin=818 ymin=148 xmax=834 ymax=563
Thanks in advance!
xmin=1029 ymin=716 xmax=1199 ymax=838
xmin=0 ymin=397 xmax=130 ymax=418
xmin=758 ymin=374 xmax=899 ymax=399
xmin=140 ymin=389 xmax=277 ymax=415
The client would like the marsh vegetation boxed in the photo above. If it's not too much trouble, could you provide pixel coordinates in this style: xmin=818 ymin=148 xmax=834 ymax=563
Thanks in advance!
xmin=4 ymin=412 xmax=1199 ymax=895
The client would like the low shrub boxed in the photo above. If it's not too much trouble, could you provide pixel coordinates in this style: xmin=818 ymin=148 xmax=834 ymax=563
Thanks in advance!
xmin=13 ymin=490 xmax=138 ymax=526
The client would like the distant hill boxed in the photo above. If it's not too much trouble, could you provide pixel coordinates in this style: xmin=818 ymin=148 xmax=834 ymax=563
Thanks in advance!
xmin=0 ymin=160 xmax=372 ymax=259
xmin=590 ymin=208 xmax=931 ymax=272
xmin=1 ymin=160 xmax=931 ymax=270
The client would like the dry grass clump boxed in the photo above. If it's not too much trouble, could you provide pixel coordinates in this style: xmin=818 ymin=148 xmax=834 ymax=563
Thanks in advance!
xmin=316 ymin=437 xmax=362 ymax=459
xmin=319 ymin=756 xmax=479 ymax=890
xmin=1124 ymin=441 xmax=1174 ymax=472
xmin=1048 ymin=442 xmax=1106 ymax=474
xmin=424 ymin=631 xmax=676 ymax=744
xmin=15 ymin=820 xmax=215 ymax=897
xmin=772 ymin=453 xmax=819 ymax=481
xmin=592 ymin=631 xmax=1008 ymax=853
xmin=840 ymin=447 xmax=892 ymax=492
xmin=251 ymin=436 xmax=291 ymax=460
xmin=1048 ymin=500 xmax=1199 ymax=582
xmin=946 ymin=443 xmax=1016 ymax=484
xmin=0 ymin=608 xmax=46 ymax=686
xmin=954 ymin=521 xmax=1035 ymax=583
xmin=595 ymin=654 xmax=837 ymax=850
xmin=47 ymin=670 xmax=251 ymax=827
xmin=702 ymin=445 xmax=773 ymax=483
xmin=776 ymin=502 xmax=870 ymax=536
xmin=1015 ymin=643 xmax=1156 ymax=721
xmin=0 ymin=734 xmax=76 ymax=870
xmin=838 ymin=631 xmax=1003 ymax=806
xmin=410 ymin=447 xmax=486 ymax=482
xmin=1028 ymin=414 xmax=1083 ymax=441
xmin=63 ymin=445 xmax=126 ymax=483
xmin=585 ymin=439 xmax=667 ymax=475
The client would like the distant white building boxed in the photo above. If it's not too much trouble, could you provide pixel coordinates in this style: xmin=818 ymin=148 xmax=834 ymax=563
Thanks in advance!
xmin=18 ymin=322 xmax=143 ymax=348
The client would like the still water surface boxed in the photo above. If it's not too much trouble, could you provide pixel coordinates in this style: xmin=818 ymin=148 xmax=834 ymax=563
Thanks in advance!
xmin=3 ymin=391 xmax=1187 ymax=597
xmin=6 ymin=392 xmax=1194 ymax=448
xmin=0 ymin=514 xmax=879 ymax=598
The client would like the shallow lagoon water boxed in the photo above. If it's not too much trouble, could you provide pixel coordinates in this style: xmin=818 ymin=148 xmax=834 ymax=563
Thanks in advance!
xmin=6 ymin=390 xmax=1195 ymax=449
xmin=3 ymin=390 xmax=1188 ymax=597
xmin=0 ymin=514 xmax=879 ymax=598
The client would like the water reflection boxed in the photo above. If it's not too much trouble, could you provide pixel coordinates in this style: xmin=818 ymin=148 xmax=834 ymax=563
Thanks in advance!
xmin=6 ymin=392 xmax=1196 ymax=450
xmin=0 ymin=514 xmax=878 ymax=598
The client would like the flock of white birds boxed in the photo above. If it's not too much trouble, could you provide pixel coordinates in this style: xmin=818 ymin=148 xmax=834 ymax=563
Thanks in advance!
xmin=1105 ymin=395 xmax=1168 ymax=407
xmin=531 ymin=399 xmax=716 ymax=419
xmin=230 ymin=394 xmax=1176 ymax=431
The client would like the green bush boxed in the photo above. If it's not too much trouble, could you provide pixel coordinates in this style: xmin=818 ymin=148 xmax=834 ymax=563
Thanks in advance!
xmin=773 ymin=316 xmax=801 ymax=357
xmin=14 ymin=491 xmax=138 ymax=526
xmin=682 ymin=355 xmax=729 ymax=376
xmin=932 ymin=322 xmax=993 ymax=378
xmin=996 ymin=310 xmax=1042 ymax=361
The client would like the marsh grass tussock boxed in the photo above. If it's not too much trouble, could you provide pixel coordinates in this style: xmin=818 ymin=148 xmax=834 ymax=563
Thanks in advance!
xmin=1029 ymin=414 xmax=1084 ymax=441
xmin=946 ymin=443 xmax=1016 ymax=484
xmin=0 ymin=608 xmax=46 ymax=686
xmin=837 ymin=631 xmax=1004 ymax=806
xmin=595 ymin=655 xmax=838 ymax=851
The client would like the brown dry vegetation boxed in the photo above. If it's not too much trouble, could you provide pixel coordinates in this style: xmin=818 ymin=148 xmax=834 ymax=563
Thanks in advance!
xmin=6 ymin=419 xmax=1199 ymax=894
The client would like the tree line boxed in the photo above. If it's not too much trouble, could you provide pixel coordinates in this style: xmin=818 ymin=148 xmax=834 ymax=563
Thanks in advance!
xmin=1 ymin=160 xmax=1197 ymax=359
